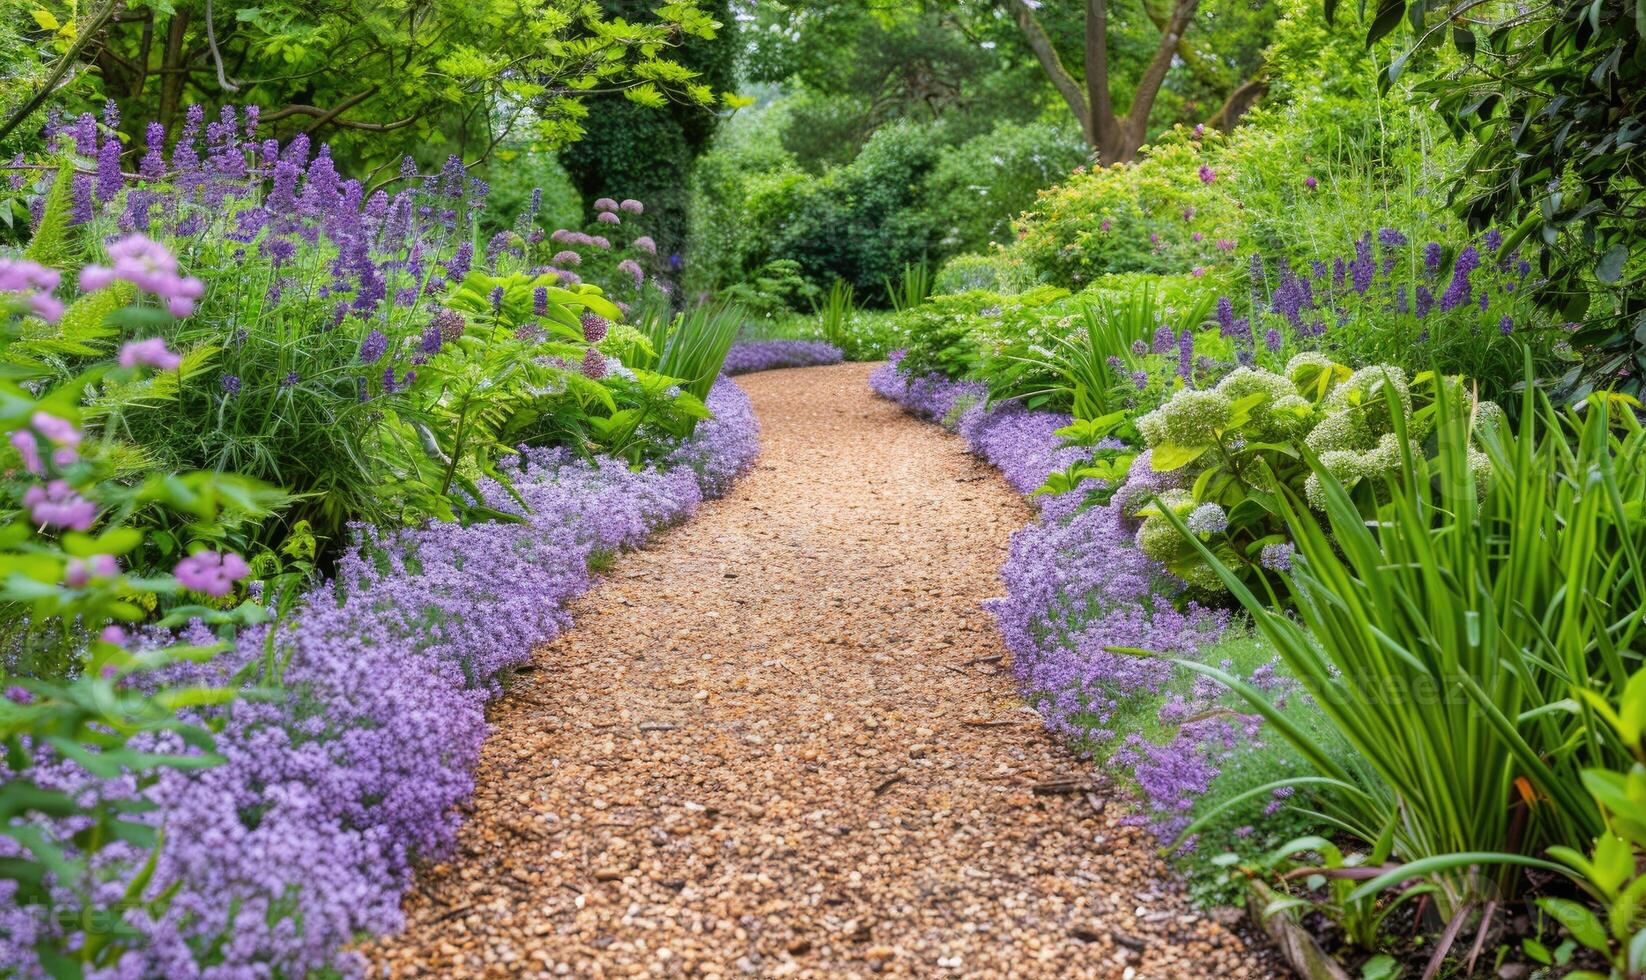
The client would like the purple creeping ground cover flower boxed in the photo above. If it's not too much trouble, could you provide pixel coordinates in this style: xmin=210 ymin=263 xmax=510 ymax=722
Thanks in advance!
xmin=721 ymin=341 xmax=844 ymax=375
xmin=0 ymin=381 xmax=760 ymax=978
xmin=870 ymin=358 xmax=1295 ymax=845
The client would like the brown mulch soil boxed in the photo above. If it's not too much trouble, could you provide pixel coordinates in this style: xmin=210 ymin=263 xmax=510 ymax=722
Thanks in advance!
xmin=364 ymin=362 xmax=1281 ymax=978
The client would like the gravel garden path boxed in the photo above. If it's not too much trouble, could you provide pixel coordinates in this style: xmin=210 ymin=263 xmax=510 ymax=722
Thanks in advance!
xmin=366 ymin=363 xmax=1273 ymax=979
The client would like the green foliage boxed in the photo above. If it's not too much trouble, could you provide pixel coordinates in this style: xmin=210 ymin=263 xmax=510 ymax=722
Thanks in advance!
xmin=1537 ymin=666 xmax=1646 ymax=979
xmin=1133 ymin=357 xmax=1497 ymax=593
xmin=1343 ymin=0 xmax=1646 ymax=398
xmin=5 ymin=0 xmax=725 ymax=170
xmin=716 ymin=260 xmax=819 ymax=318
xmin=883 ymin=259 xmax=933 ymax=314
xmin=924 ymin=119 xmax=1089 ymax=252
xmin=1009 ymin=284 xmax=1189 ymax=420
xmin=1159 ymin=379 xmax=1646 ymax=921
xmin=932 ymin=252 xmax=1035 ymax=296
xmin=632 ymin=301 xmax=742 ymax=408
xmin=1 ymin=304 xmax=288 ymax=975
xmin=771 ymin=121 xmax=943 ymax=298
xmin=815 ymin=280 xmax=854 ymax=351
xmin=893 ymin=285 xmax=1071 ymax=382
xmin=1012 ymin=129 xmax=1241 ymax=287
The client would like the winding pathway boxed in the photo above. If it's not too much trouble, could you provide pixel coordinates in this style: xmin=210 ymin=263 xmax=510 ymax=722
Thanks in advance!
xmin=367 ymin=363 xmax=1272 ymax=978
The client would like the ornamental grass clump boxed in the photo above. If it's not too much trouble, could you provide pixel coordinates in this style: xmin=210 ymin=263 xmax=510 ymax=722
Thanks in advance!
xmin=1154 ymin=376 xmax=1646 ymax=925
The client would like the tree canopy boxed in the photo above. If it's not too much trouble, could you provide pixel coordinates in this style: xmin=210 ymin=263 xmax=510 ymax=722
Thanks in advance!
xmin=3 ymin=0 xmax=727 ymax=168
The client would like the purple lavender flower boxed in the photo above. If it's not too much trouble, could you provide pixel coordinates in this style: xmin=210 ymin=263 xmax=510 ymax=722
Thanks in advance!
xmin=358 ymin=329 xmax=388 ymax=364
xmin=69 ymin=172 xmax=95 ymax=225
xmin=1415 ymin=284 xmax=1435 ymax=318
xmin=1439 ymin=246 xmax=1480 ymax=312
xmin=580 ymin=346 xmax=607 ymax=379
xmin=445 ymin=241 xmax=473 ymax=281
xmin=220 ymin=374 xmax=241 ymax=395
xmin=1423 ymin=241 xmax=1444 ymax=275
xmin=1349 ymin=232 xmax=1376 ymax=295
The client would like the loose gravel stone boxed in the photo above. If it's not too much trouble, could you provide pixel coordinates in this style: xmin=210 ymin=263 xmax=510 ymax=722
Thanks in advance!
xmin=363 ymin=363 xmax=1279 ymax=978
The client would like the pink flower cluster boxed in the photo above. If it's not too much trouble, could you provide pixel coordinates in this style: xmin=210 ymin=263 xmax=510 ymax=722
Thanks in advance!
xmin=0 ymin=257 xmax=64 ymax=322
xmin=174 ymin=549 xmax=251 ymax=596
xmin=23 ymin=479 xmax=97 ymax=530
xmin=65 ymin=554 xmax=119 ymax=587
xmin=9 ymin=411 xmax=81 ymax=473
xmin=80 ymin=234 xmax=205 ymax=317
xmin=118 ymin=336 xmax=183 ymax=370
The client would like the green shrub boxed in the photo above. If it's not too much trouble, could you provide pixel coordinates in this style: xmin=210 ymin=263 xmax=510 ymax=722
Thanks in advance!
xmin=771 ymin=120 xmax=945 ymax=296
xmin=1162 ymin=381 xmax=1646 ymax=920
xmin=1012 ymin=129 xmax=1240 ymax=287
xmin=1129 ymin=356 xmax=1498 ymax=593
xmin=893 ymin=285 xmax=1071 ymax=381
xmin=925 ymin=119 xmax=1089 ymax=253
xmin=933 ymin=252 xmax=1035 ymax=296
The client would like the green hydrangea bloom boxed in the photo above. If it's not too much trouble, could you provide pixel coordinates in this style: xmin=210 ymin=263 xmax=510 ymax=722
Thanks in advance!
xmin=1134 ymin=489 xmax=1196 ymax=564
xmin=1304 ymin=409 xmax=1372 ymax=455
xmin=1215 ymin=367 xmax=1312 ymax=441
xmin=1323 ymin=364 xmax=1413 ymax=422
xmin=1140 ymin=389 xmax=1233 ymax=449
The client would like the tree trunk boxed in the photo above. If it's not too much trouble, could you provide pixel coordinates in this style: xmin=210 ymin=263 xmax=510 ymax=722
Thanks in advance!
xmin=1008 ymin=0 xmax=1206 ymax=166
xmin=157 ymin=11 xmax=192 ymax=135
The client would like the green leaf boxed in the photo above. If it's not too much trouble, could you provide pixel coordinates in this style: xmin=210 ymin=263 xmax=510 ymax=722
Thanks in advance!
xmin=1150 ymin=442 xmax=1211 ymax=471
xmin=1597 ymin=244 xmax=1629 ymax=284
xmin=1538 ymin=897 xmax=1610 ymax=952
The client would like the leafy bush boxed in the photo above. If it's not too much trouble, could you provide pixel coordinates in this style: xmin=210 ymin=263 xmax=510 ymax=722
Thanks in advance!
xmin=771 ymin=121 xmax=944 ymax=296
xmin=14 ymin=108 xmax=705 ymax=560
xmin=1012 ymin=129 xmax=1241 ymax=288
xmin=925 ymin=119 xmax=1089 ymax=252
xmin=933 ymin=252 xmax=1035 ymax=296
xmin=1165 ymin=380 xmax=1646 ymax=922
xmin=1124 ymin=357 xmax=1499 ymax=593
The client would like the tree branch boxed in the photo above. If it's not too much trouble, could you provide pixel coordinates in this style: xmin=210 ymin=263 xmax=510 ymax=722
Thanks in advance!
xmin=1005 ymin=0 xmax=1091 ymax=143
xmin=1127 ymin=0 xmax=1201 ymax=136
xmin=204 ymin=0 xmax=241 ymax=93
xmin=1085 ymin=0 xmax=1113 ymax=132
xmin=1203 ymin=74 xmax=1268 ymax=131
xmin=0 ymin=1 xmax=118 ymax=148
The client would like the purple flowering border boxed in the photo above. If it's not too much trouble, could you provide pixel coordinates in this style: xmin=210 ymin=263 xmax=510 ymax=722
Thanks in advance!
xmin=2 ymin=379 xmax=759 ymax=978
xmin=869 ymin=355 xmax=1277 ymax=849
xmin=721 ymin=339 xmax=844 ymax=376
